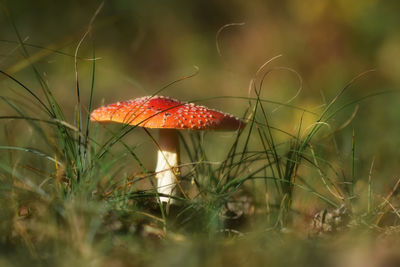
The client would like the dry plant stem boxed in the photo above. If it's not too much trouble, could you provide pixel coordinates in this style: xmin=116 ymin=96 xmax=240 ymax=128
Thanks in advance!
xmin=155 ymin=129 xmax=181 ymax=203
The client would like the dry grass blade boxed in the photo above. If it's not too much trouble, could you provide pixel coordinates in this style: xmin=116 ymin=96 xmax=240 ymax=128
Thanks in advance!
xmin=376 ymin=177 xmax=400 ymax=225
xmin=216 ymin=22 xmax=245 ymax=58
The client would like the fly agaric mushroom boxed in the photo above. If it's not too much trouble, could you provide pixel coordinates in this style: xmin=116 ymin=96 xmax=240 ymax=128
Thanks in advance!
xmin=91 ymin=96 xmax=245 ymax=203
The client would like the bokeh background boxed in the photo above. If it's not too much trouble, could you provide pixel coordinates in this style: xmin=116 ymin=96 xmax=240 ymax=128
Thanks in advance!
xmin=2 ymin=1 xmax=400 ymax=266
xmin=1 ymin=0 xmax=400 ymax=200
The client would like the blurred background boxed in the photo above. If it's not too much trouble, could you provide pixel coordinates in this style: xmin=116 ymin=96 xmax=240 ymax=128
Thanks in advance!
xmin=1 ymin=0 xmax=399 ymax=201
xmin=2 ymin=2 xmax=400 ymax=266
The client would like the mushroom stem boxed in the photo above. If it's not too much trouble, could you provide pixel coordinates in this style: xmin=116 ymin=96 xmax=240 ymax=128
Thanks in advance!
xmin=155 ymin=129 xmax=180 ymax=203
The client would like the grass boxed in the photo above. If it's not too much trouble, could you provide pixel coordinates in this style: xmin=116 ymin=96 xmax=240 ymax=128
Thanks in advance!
xmin=1 ymin=7 xmax=400 ymax=267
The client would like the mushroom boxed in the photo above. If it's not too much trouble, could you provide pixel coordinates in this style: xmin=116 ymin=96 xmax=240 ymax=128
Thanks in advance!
xmin=91 ymin=96 xmax=245 ymax=203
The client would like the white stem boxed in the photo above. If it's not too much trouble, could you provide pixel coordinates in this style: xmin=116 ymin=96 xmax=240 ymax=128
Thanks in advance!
xmin=155 ymin=129 xmax=180 ymax=203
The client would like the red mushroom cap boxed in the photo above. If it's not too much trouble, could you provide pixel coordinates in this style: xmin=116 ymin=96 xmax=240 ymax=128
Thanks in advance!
xmin=90 ymin=96 xmax=245 ymax=131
